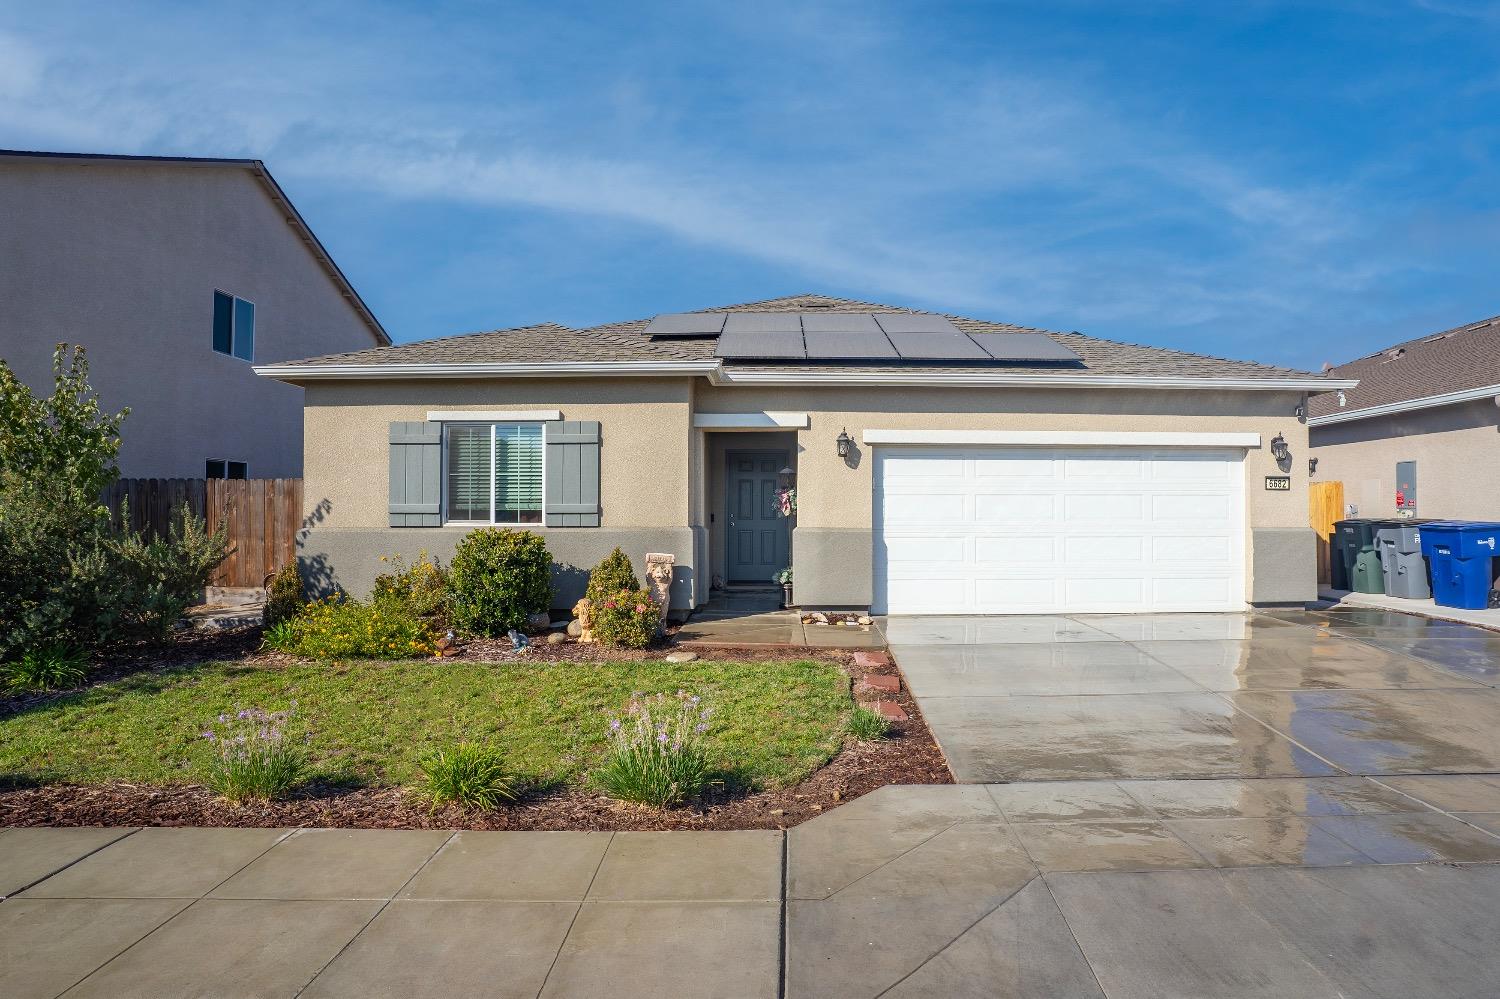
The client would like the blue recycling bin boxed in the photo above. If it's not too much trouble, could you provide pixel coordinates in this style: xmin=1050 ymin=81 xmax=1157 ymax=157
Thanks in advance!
xmin=1419 ymin=522 xmax=1500 ymax=610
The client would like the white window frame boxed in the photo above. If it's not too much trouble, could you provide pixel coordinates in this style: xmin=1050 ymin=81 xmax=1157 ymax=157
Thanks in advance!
xmin=441 ymin=421 xmax=547 ymax=526
xmin=205 ymin=458 xmax=249 ymax=480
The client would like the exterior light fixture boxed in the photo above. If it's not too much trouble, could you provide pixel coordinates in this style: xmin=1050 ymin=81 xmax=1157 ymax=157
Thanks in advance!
xmin=835 ymin=428 xmax=854 ymax=459
xmin=1270 ymin=433 xmax=1290 ymax=463
xmin=1309 ymin=456 xmax=1318 ymax=475
xmin=1337 ymin=390 xmax=1347 ymax=408
xmin=1294 ymin=402 xmax=1305 ymax=420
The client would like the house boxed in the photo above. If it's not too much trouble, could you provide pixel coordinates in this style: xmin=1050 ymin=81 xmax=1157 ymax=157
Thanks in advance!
xmin=1309 ymin=314 xmax=1500 ymax=521
xmin=0 ymin=150 xmax=389 ymax=479
xmin=256 ymin=295 xmax=1353 ymax=616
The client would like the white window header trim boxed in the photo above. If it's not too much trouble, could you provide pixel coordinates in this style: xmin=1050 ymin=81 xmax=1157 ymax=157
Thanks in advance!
xmin=426 ymin=410 xmax=561 ymax=423
xmin=691 ymin=411 xmax=809 ymax=429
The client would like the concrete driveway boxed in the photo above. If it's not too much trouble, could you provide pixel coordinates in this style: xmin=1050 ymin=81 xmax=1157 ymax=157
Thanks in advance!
xmin=887 ymin=607 xmax=1500 ymax=782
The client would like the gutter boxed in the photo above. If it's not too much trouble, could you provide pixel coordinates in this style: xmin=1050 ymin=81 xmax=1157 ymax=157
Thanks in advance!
xmin=254 ymin=360 xmax=723 ymax=380
xmin=1307 ymin=383 xmax=1500 ymax=427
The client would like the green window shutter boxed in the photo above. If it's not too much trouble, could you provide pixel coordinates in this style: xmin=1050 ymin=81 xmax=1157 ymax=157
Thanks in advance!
xmin=389 ymin=421 xmax=442 ymax=527
xmin=545 ymin=420 xmax=601 ymax=527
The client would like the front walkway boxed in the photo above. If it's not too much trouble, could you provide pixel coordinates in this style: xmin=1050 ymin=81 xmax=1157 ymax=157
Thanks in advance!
xmin=674 ymin=589 xmax=885 ymax=649
xmin=6 ymin=777 xmax=1500 ymax=997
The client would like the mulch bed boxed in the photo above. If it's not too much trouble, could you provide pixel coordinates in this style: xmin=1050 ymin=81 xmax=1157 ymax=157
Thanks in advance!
xmin=0 ymin=630 xmax=952 ymax=831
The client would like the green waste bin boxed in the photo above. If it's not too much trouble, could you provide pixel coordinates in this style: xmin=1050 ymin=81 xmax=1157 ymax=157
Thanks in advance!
xmin=1348 ymin=519 xmax=1402 ymax=594
xmin=1332 ymin=519 xmax=1381 ymax=591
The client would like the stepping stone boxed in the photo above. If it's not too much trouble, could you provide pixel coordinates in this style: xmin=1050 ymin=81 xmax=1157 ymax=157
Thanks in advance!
xmin=860 ymin=674 xmax=901 ymax=693
xmin=664 ymin=651 xmax=699 ymax=663
xmin=853 ymin=651 xmax=892 ymax=668
xmin=873 ymin=700 xmax=909 ymax=722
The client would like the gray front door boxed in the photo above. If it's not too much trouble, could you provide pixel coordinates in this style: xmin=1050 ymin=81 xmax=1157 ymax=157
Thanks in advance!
xmin=727 ymin=450 xmax=789 ymax=583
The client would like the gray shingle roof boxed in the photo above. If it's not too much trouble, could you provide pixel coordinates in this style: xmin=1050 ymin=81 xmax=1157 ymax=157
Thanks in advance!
xmin=267 ymin=293 xmax=1326 ymax=381
xmin=1307 ymin=313 xmax=1500 ymax=418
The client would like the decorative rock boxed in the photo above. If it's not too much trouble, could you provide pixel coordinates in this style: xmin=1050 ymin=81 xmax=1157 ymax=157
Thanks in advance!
xmin=664 ymin=650 xmax=699 ymax=663
xmin=566 ymin=619 xmax=583 ymax=638
xmin=857 ymin=615 xmax=873 ymax=626
xmin=860 ymin=673 xmax=901 ymax=693
xmin=808 ymin=611 xmax=830 ymax=625
xmin=546 ymin=632 xmax=566 ymax=645
xmin=852 ymin=651 xmax=892 ymax=669
xmin=526 ymin=611 xmax=551 ymax=631
xmin=873 ymin=700 xmax=908 ymax=722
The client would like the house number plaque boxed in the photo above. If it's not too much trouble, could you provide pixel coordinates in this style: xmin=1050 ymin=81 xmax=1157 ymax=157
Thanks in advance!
xmin=1264 ymin=475 xmax=1291 ymax=491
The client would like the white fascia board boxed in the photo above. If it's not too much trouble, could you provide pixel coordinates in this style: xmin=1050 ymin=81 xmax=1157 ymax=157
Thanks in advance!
xmin=426 ymin=410 xmax=561 ymax=422
xmin=1307 ymin=383 xmax=1500 ymax=427
xmin=863 ymin=430 xmax=1263 ymax=448
xmin=253 ymin=361 xmax=721 ymax=381
xmin=691 ymin=411 xmax=810 ymax=429
xmin=711 ymin=368 xmax=1357 ymax=392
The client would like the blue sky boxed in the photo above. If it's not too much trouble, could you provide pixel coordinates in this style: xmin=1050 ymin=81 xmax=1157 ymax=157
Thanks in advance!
xmin=1 ymin=1 xmax=1497 ymax=370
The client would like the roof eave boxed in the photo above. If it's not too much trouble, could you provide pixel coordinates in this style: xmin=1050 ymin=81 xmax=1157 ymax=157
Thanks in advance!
xmin=1308 ymin=382 xmax=1500 ymax=427
xmin=253 ymin=360 xmax=723 ymax=382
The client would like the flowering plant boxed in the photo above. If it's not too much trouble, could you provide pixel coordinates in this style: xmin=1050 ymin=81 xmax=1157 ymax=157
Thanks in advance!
xmin=772 ymin=567 xmax=793 ymax=585
xmin=592 ymin=691 xmax=712 ymax=806
xmin=262 ymin=594 xmax=436 ymax=660
xmin=200 ymin=705 xmax=307 ymax=802
xmin=593 ymin=587 xmax=662 ymax=649
xmin=773 ymin=486 xmax=797 ymax=517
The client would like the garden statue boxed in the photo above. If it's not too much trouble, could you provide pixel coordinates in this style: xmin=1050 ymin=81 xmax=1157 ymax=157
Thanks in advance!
xmin=571 ymin=597 xmax=595 ymax=643
xmin=645 ymin=552 xmax=675 ymax=630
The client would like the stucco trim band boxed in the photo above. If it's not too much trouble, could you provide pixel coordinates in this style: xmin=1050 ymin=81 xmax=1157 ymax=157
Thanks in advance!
xmin=1307 ymin=382 xmax=1500 ymax=427
xmin=862 ymin=430 xmax=1263 ymax=448
xmin=692 ymin=411 xmax=810 ymax=429
xmin=425 ymin=409 xmax=562 ymax=422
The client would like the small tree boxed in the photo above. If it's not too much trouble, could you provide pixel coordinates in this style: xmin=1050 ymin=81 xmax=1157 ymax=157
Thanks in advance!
xmin=586 ymin=547 xmax=640 ymax=604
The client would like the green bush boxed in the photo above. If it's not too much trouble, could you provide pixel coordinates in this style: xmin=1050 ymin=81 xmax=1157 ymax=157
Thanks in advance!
xmin=2 ymin=643 xmax=89 ymax=693
xmin=0 ymin=345 xmax=227 ymax=657
xmin=592 ymin=588 xmax=662 ymax=649
xmin=270 ymin=596 xmax=437 ymax=660
xmin=447 ymin=528 xmax=552 ymax=636
xmin=372 ymin=550 xmax=447 ymax=619
xmin=592 ymin=692 xmax=711 ymax=807
xmin=417 ymin=743 xmax=519 ymax=811
xmin=202 ymin=706 xmax=306 ymax=802
xmin=846 ymin=706 xmax=891 ymax=741
xmin=585 ymin=547 xmax=640 ymax=604
xmin=264 ymin=562 xmax=305 ymax=627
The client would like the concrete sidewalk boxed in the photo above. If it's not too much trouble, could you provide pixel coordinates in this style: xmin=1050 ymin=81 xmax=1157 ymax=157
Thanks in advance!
xmin=6 ymin=776 xmax=1500 ymax=998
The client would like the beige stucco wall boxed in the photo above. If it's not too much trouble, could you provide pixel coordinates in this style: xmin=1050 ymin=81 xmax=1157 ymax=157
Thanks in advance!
xmin=299 ymin=377 xmax=695 ymax=530
xmin=1311 ymin=399 xmax=1500 ymax=520
xmin=693 ymin=384 xmax=1312 ymax=602
xmin=0 ymin=159 xmax=381 ymax=477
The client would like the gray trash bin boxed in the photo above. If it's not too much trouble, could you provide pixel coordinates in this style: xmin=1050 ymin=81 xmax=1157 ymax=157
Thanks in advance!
xmin=1377 ymin=521 xmax=1434 ymax=599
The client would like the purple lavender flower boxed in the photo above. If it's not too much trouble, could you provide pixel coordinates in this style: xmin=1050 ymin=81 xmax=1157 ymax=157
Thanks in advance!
xmin=201 ymin=731 xmax=215 ymax=740
xmin=695 ymin=723 xmax=708 ymax=734
xmin=610 ymin=718 xmax=622 ymax=731
xmin=657 ymin=732 xmax=669 ymax=744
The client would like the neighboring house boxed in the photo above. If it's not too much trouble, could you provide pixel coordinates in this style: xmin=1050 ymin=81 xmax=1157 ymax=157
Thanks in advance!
xmin=257 ymin=295 xmax=1353 ymax=616
xmin=0 ymin=150 xmax=388 ymax=479
xmin=1309 ymin=314 xmax=1500 ymax=521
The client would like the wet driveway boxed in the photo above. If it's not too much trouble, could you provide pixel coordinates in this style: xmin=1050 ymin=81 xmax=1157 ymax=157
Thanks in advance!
xmin=887 ymin=607 xmax=1500 ymax=783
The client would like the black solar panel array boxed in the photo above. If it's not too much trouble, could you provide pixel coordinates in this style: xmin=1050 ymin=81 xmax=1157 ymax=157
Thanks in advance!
xmin=643 ymin=311 xmax=1083 ymax=364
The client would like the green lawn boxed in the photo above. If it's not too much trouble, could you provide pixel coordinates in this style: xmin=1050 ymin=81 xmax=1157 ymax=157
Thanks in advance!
xmin=0 ymin=659 xmax=854 ymax=792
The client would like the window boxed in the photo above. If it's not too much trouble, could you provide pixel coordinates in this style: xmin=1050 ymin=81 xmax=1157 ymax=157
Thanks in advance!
xmin=444 ymin=423 xmax=543 ymax=524
xmin=206 ymin=459 xmax=248 ymax=480
xmin=212 ymin=290 xmax=255 ymax=361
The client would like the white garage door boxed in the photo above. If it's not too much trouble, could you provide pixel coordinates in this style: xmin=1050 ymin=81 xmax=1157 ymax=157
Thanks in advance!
xmin=873 ymin=447 xmax=1245 ymax=615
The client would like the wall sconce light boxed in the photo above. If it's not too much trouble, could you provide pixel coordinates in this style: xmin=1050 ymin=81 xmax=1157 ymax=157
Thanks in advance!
xmin=835 ymin=428 xmax=854 ymax=459
xmin=1308 ymin=456 xmax=1319 ymax=475
xmin=1270 ymin=433 xmax=1290 ymax=463
xmin=1294 ymin=402 xmax=1305 ymax=420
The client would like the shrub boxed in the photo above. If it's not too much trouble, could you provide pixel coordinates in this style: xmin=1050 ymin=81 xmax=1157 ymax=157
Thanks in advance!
xmin=447 ymin=528 xmax=552 ymax=636
xmin=592 ymin=588 xmax=662 ymax=649
xmin=846 ymin=706 xmax=891 ymax=741
xmin=201 ymin=706 xmax=307 ymax=802
xmin=417 ymin=743 xmax=519 ymax=811
xmin=372 ymin=550 xmax=447 ymax=619
xmin=107 ymin=502 xmax=230 ymax=643
xmin=592 ymin=691 xmax=711 ymax=807
xmin=2 ymin=643 xmax=89 ymax=693
xmin=272 ymin=596 xmax=436 ymax=660
xmin=586 ymin=547 xmax=640 ymax=605
xmin=264 ymin=562 xmax=305 ymax=626
xmin=261 ymin=619 xmax=299 ymax=653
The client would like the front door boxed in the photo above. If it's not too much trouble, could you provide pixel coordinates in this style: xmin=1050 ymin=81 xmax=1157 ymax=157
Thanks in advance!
xmin=726 ymin=450 xmax=790 ymax=583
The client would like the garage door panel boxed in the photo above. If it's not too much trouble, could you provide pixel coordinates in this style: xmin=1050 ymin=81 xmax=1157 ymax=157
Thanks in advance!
xmin=874 ymin=446 xmax=1244 ymax=614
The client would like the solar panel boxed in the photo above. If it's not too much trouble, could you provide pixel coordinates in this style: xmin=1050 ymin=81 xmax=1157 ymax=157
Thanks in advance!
xmin=874 ymin=313 xmax=963 ymax=335
xmin=804 ymin=329 xmax=898 ymax=359
xmin=715 ymin=329 xmax=806 ymax=359
xmin=800 ymin=312 xmax=882 ymax=333
xmin=886 ymin=330 xmax=989 ymax=360
xmin=970 ymin=332 xmax=1082 ymax=362
xmin=723 ymin=312 xmax=803 ymax=333
xmin=644 ymin=312 xmax=727 ymax=336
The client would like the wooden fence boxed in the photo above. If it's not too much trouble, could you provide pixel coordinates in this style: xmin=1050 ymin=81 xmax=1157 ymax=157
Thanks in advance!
xmin=103 ymin=478 xmax=303 ymax=588
xmin=1309 ymin=480 xmax=1345 ymax=586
